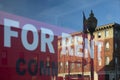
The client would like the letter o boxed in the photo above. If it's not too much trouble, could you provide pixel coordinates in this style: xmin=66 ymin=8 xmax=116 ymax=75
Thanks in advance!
xmin=21 ymin=24 xmax=38 ymax=51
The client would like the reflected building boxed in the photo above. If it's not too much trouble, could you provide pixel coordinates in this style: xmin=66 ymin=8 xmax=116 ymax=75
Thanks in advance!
xmin=58 ymin=23 xmax=120 ymax=80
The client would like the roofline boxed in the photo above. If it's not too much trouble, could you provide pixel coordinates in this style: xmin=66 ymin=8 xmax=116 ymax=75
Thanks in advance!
xmin=58 ymin=23 xmax=120 ymax=38
xmin=95 ymin=23 xmax=117 ymax=31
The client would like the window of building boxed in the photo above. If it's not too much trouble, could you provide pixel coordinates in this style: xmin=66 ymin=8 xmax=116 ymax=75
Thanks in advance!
xmin=98 ymin=43 xmax=102 ymax=50
xmin=119 ymin=31 xmax=120 ymax=38
xmin=115 ymin=30 xmax=120 ymax=38
xmin=115 ymin=43 xmax=117 ymax=49
xmin=115 ymin=57 xmax=118 ymax=64
xmin=60 ymin=62 xmax=63 ymax=67
xmin=98 ymin=32 xmax=101 ymax=38
xmin=105 ymin=56 xmax=110 ymax=65
xmin=77 ymin=64 xmax=81 ymax=67
xmin=105 ymin=42 xmax=110 ymax=50
xmin=66 ymin=61 xmax=68 ymax=66
xmin=115 ymin=30 xmax=118 ymax=38
xmin=58 ymin=40 xmax=61 ymax=46
xmin=98 ymin=58 xmax=102 ymax=66
xmin=71 ymin=63 xmax=75 ymax=69
xmin=52 ymin=62 xmax=56 ymax=68
xmin=77 ymin=36 xmax=83 ymax=43
xmin=105 ymin=30 xmax=109 ymax=37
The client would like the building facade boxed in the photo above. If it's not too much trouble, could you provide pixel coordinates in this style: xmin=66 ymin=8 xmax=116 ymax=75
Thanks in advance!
xmin=58 ymin=23 xmax=120 ymax=80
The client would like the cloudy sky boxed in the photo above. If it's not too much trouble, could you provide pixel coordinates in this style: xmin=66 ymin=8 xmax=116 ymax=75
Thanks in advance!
xmin=0 ymin=0 xmax=120 ymax=31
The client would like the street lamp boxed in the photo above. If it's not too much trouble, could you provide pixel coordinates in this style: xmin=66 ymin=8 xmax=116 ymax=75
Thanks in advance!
xmin=87 ymin=10 xmax=97 ymax=36
xmin=87 ymin=10 xmax=97 ymax=80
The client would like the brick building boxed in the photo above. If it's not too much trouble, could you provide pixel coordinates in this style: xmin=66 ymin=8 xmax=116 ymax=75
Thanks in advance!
xmin=58 ymin=23 xmax=120 ymax=80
